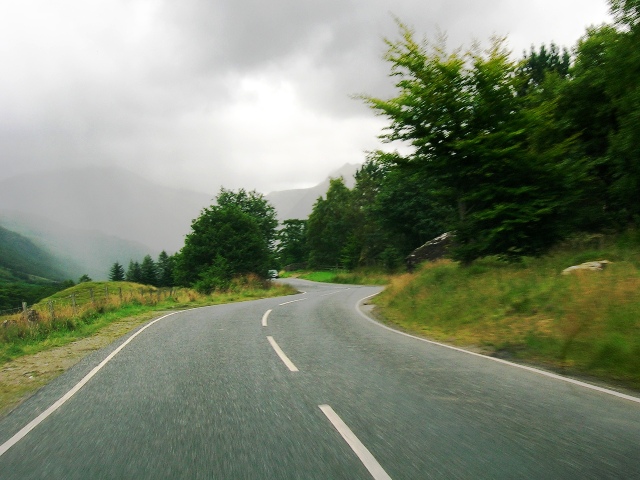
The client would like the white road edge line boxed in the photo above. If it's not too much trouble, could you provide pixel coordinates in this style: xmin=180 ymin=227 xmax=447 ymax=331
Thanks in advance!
xmin=0 ymin=311 xmax=180 ymax=458
xmin=262 ymin=309 xmax=272 ymax=327
xmin=319 ymin=404 xmax=392 ymax=480
xmin=356 ymin=293 xmax=640 ymax=404
xmin=267 ymin=336 xmax=299 ymax=372
xmin=279 ymin=298 xmax=307 ymax=306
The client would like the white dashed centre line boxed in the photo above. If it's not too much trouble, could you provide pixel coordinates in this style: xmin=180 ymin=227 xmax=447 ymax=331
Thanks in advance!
xmin=278 ymin=298 xmax=307 ymax=306
xmin=319 ymin=405 xmax=392 ymax=480
xmin=261 ymin=309 xmax=271 ymax=327
xmin=267 ymin=336 xmax=299 ymax=372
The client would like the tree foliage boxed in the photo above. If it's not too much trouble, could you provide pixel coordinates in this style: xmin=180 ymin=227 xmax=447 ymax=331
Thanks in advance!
xmin=109 ymin=262 xmax=125 ymax=281
xmin=174 ymin=191 xmax=274 ymax=292
xmin=276 ymin=219 xmax=309 ymax=267
xmin=360 ymin=23 xmax=576 ymax=262
xmin=297 ymin=9 xmax=639 ymax=269
xmin=126 ymin=260 xmax=142 ymax=283
xmin=139 ymin=255 xmax=158 ymax=286
xmin=216 ymin=187 xmax=278 ymax=250
xmin=307 ymin=178 xmax=359 ymax=269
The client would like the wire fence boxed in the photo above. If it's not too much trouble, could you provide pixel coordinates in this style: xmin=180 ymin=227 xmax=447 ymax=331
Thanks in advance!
xmin=1 ymin=285 xmax=182 ymax=341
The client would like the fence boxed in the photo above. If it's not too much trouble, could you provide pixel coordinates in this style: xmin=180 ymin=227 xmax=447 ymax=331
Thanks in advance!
xmin=0 ymin=285 xmax=180 ymax=336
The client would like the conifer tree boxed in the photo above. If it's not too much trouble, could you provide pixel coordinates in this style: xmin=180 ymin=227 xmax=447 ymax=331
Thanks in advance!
xmin=109 ymin=262 xmax=126 ymax=281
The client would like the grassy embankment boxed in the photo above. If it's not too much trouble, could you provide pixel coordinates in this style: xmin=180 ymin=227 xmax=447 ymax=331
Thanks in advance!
xmin=0 ymin=277 xmax=297 ymax=364
xmin=373 ymin=233 xmax=640 ymax=390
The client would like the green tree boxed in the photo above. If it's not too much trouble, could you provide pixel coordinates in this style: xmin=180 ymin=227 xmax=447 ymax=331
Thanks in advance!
xmin=216 ymin=188 xmax=278 ymax=250
xmin=109 ymin=262 xmax=126 ymax=281
xmin=174 ymin=204 xmax=271 ymax=292
xmin=140 ymin=255 xmax=158 ymax=286
xmin=610 ymin=0 xmax=640 ymax=27
xmin=307 ymin=178 xmax=358 ymax=269
xmin=156 ymin=251 xmax=175 ymax=287
xmin=126 ymin=260 xmax=142 ymax=283
xmin=517 ymin=42 xmax=570 ymax=95
xmin=276 ymin=219 xmax=309 ymax=267
xmin=607 ymin=0 xmax=640 ymax=223
xmin=362 ymin=23 xmax=575 ymax=262
xmin=555 ymin=25 xmax=620 ymax=228
xmin=78 ymin=274 xmax=92 ymax=283
xmin=363 ymin=152 xmax=454 ymax=259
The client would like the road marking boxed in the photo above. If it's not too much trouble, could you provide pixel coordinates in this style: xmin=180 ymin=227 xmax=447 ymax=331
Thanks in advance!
xmin=0 ymin=311 xmax=180 ymax=458
xmin=320 ymin=288 xmax=351 ymax=297
xmin=279 ymin=298 xmax=307 ymax=306
xmin=319 ymin=405 xmax=392 ymax=480
xmin=261 ymin=309 xmax=272 ymax=327
xmin=356 ymin=293 xmax=640 ymax=404
xmin=267 ymin=336 xmax=299 ymax=372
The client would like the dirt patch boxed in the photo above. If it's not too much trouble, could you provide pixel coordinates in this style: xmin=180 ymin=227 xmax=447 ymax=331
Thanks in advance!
xmin=0 ymin=311 xmax=160 ymax=417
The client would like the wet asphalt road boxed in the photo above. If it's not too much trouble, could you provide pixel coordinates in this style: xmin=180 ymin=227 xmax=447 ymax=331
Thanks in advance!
xmin=1 ymin=278 xmax=640 ymax=479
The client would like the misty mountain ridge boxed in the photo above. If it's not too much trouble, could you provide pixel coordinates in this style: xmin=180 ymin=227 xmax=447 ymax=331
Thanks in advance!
xmin=265 ymin=163 xmax=359 ymax=221
xmin=0 ymin=166 xmax=212 ymax=254
xmin=0 ymin=223 xmax=68 ymax=282
xmin=0 ymin=211 xmax=154 ymax=281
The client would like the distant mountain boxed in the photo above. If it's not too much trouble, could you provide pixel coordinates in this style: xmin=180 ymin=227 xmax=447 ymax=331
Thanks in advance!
xmin=0 ymin=166 xmax=212 ymax=254
xmin=0 ymin=212 xmax=153 ymax=281
xmin=0 ymin=224 xmax=68 ymax=282
xmin=266 ymin=163 xmax=360 ymax=221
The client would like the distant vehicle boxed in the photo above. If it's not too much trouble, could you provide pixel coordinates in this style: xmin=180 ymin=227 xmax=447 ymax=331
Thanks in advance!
xmin=268 ymin=269 xmax=279 ymax=279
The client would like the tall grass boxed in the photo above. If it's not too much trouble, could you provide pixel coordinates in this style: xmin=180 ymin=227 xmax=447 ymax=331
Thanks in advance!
xmin=0 ymin=276 xmax=296 ymax=363
xmin=374 ymin=236 xmax=640 ymax=389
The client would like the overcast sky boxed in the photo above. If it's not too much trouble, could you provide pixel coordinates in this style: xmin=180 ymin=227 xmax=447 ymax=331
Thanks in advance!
xmin=0 ymin=0 xmax=612 ymax=195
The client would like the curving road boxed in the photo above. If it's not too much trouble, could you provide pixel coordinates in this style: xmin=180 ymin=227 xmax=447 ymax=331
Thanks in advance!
xmin=1 ymin=279 xmax=639 ymax=479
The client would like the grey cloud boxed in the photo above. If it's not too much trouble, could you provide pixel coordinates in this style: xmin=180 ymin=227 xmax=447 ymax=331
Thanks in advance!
xmin=0 ymin=0 xmax=611 ymax=195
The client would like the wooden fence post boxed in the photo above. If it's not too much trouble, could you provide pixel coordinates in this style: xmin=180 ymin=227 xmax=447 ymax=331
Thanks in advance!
xmin=48 ymin=301 xmax=55 ymax=321
xmin=71 ymin=293 xmax=77 ymax=316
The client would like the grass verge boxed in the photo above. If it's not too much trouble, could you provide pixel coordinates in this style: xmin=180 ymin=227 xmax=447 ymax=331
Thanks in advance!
xmin=372 ymin=234 xmax=640 ymax=390
xmin=0 ymin=278 xmax=297 ymax=415
xmin=291 ymin=269 xmax=391 ymax=285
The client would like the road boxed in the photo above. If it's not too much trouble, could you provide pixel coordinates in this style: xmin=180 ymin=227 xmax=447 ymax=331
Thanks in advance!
xmin=1 ymin=278 xmax=639 ymax=479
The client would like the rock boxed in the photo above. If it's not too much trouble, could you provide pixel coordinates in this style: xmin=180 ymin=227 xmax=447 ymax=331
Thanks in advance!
xmin=406 ymin=232 xmax=454 ymax=272
xmin=561 ymin=260 xmax=611 ymax=275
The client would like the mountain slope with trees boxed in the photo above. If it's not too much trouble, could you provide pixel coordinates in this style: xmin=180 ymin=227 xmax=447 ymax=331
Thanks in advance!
xmin=0 ymin=225 xmax=68 ymax=282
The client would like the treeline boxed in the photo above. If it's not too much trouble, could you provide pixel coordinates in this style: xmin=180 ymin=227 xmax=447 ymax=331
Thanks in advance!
xmin=109 ymin=0 xmax=640 ymax=287
xmin=109 ymin=188 xmax=279 ymax=293
xmin=282 ymin=0 xmax=640 ymax=268
xmin=109 ymin=252 xmax=175 ymax=288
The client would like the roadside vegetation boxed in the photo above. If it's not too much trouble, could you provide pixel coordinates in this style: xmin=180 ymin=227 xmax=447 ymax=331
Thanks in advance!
xmin=372 ymin=232 xmax=640 ymax=390
xmin=284 ymin=269 xmax=391 ymax=286
xmin=0 ymin=277 xmax=296 ymax=365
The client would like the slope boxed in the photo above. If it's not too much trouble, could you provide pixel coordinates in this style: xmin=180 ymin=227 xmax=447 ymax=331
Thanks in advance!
xmin=265 ymin=163 xmax=360 ymax=221
xmin=0 ymin=166 xmax=212 ymax=253
xmin=0 ymin=225 xmax=68 ymax=282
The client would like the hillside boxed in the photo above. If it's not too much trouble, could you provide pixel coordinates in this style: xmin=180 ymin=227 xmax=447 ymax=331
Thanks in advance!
xmin=0 ymin=166 xmax=212 ymax=253
xmin=0 ymin=225 xmax=68 ymax=282
xmin=266 ymin=163 xmax=359 ymax=221
xmin=0 ymin=212 xmax=154 ymax=281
